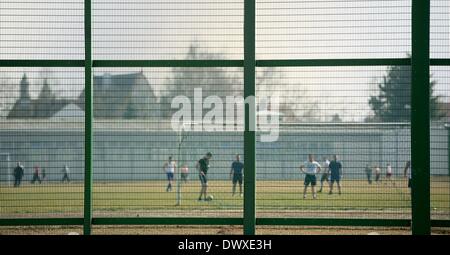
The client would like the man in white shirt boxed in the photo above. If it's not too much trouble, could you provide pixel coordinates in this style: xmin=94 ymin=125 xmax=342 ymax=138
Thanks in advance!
xmin=300 ymin=154 xmax=321 ymax=199
xmin=386 ymin=163 xmax=393 ymax=180
xmin=163 ymin=156 xmax=176 ymax=192
xmin=62 ymin=164 xmax=70 ymax=183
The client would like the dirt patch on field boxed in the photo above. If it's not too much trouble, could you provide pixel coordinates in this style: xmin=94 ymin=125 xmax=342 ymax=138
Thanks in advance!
xmin=1 ymin=225 xmax=449 ymax=235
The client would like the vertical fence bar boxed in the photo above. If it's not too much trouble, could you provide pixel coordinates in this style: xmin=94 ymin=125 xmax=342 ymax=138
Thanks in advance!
xmin=243 ymin=0 xmax=256 ymax=235
xmin=411 ymin=0 xmax=431 ymax=235
xmin=83 ymin=0 xmax=93 ymax=235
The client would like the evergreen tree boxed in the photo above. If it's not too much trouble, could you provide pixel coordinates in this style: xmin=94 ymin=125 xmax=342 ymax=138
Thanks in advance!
xmin=368 ymin=65 xmax=444 ymax=122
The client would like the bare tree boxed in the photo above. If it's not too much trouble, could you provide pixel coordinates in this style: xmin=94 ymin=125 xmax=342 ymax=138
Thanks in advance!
xmin=161 ymin=44 xmax=243 ymax=118
xmin=256 ymin=67 xmax=319 ymax=122
xmin=162 ymin=44 xmax=319 ymax=122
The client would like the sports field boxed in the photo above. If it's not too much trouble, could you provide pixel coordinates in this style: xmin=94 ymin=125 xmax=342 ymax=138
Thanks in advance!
xmin=1 ymin=177 xmax=449 ymax=220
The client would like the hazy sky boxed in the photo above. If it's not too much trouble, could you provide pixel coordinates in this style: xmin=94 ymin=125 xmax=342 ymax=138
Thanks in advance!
xmin=0 ymin=0 xmax=449 ymax=121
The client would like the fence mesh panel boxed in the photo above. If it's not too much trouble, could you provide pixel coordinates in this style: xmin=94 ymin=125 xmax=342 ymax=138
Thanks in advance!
xmin=0 ymin=0 xmax=448 ymax=234
xmin=431 ymin=0 xmax=450 ymax=59
xmin=255 ymin=66 xmax=413 ymax=219
xmin=92 ymin=0 xmax=244 ymax=60
xmin=0 ymin=68 xmax=85 ymax=218
xmin=430 ymin=0 xmax=450 ymax=221
xmin=256 ymin=0 xmax=411 ymax=59
xmin=430 ymin=67 xmax=450 ymax=221
xmin=91 ymin=67 xmax=244 ymax=218
xmin=0 ymin=0 xmax=84 ymax=60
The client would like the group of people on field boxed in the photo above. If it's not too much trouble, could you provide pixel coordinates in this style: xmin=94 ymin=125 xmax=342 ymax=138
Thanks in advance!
xmin=301 ymin=154 xmax=343 ymax=199
xmin=12 ymin=162 xmax=71 ymax=187
xmin=163 ymin=152 xmax=244 ymax=201
xmin=299 ymin=155 xmax=413 ymax=199
xmin=163 ymin=153 xmax=413 ymax=202
xmin=364 ymin=163 xmax=393 ymax=184
xmin=163 ymin=153 xmax=343 ymax=201
xmin=162 ymin=156 xmax=189 ymax=192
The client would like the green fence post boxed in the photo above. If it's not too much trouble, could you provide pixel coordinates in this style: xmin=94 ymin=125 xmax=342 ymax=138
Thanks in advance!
xmin=411 ymin=0 xmax=431 ymax=235
xmin=243 ymin=0 xmax=256 ymax=235
xmin=83 ymin=0 xmax=93 ymax=235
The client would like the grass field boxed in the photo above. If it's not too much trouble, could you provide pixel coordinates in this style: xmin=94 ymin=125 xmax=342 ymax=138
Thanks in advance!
xmin=1 ymin=177 xmax=449 ymax=220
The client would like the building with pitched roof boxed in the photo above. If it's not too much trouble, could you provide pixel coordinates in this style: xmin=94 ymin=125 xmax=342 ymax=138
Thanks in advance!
xmin=7 ymin=71 xmax=161 ymax=119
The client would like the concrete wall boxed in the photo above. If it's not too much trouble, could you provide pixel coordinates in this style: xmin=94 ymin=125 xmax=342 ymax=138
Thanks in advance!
xmin=0 ymin=124 xmax=448 ymax=184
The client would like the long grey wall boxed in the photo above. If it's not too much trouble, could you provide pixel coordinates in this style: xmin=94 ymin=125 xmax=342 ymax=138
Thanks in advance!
xmin=0 ymin=124 xmax=448 ymax=184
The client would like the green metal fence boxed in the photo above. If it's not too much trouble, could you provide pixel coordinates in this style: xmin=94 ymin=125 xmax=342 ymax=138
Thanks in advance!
xmin=0 ymin=0 xmax=449 ymax=235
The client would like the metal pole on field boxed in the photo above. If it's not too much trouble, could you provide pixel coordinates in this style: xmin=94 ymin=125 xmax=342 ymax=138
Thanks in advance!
xmin=411 ymin=0 xmax=431 ymax=235
xmin=243 ymin=0 xmax=256 ymax=235
xmin=176 ymin=128 xmax=182 ymax=206
xmin=83 ymin=0 xmax=93 ymax=236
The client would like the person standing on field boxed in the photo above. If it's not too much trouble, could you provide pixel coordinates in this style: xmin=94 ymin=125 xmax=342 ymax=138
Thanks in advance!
xmin=61 ymin=164 xmax=70 ymax=183
xmin=403 ymin=160 xmax=412 ymax=191
xmin=31 ymin=165 xmax=42 ymax=184
xmin=180 ymin=164 xmax=189 ymax=183
xmin=299 ymin=154 xmax=321 ymax=199
xmin=328 ymin=155 xmax=343 ymax=195
xmin=386 ymin=163 xmax=393 ymax=180
xmin=365 ymin=164 xmax=372 ymax=184
xmin=196 ymin=152 xmax=212 ymax=201
xmin=374 ymin=165 xmax=381 ymax=183
xmin=230 ymin=154 xmax=244 ymax=197
xmin=163 ymin=156 xmax=176 ymax=192
xmin=13 ymin=162 xmax=25 ymax=187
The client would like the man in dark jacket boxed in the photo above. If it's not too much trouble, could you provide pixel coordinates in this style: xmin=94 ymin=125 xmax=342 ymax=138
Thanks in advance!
xmin=13 ymin=162 xmax=25 ymax=187
xmin=196 ymin=152 xmax=212 ymax=201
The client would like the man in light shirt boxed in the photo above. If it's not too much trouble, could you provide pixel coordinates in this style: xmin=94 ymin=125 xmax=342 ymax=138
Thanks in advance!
xmin=385 ymin=163 xmax=394 ymax=187
xmin=163 ymin=156 xmax=176 ymax=192
xmin=62 ymin=164 xmax=70 ymax=183
xmin=299 ymin=154 xmax=321 ymax=199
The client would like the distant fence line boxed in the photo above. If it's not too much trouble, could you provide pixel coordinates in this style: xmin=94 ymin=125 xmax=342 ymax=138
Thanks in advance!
xmin=0 ymin=122 xmax=448 ymax=184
